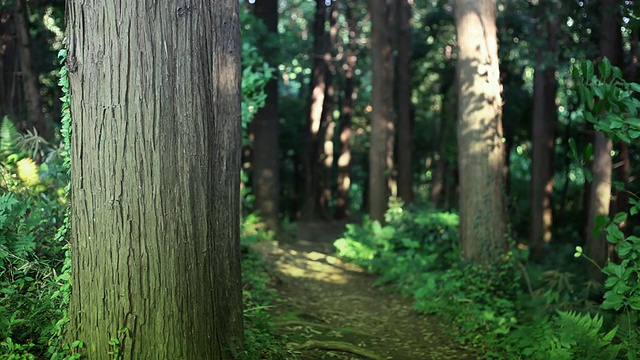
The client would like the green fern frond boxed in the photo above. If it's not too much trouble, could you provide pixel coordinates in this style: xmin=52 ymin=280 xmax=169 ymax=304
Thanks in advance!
xmin=0 ymin=116 xmax=19 ymax=157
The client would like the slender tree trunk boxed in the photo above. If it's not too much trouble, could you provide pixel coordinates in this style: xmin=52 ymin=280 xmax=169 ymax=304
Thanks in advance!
xmin=14 ymin=0 xmax=49 ymax=139
xmin=431 ymin=85 xmax=456 ymax=208
xmin=370 ymin=0 xmax=394 ymax=222
xmin=302 ymin=0 xmax=328 ymax=220
xmin=318 ymin=2 xmax=340 ymax=219
xmin=67 ymin=1 xmax=243 ymax=358
xmin=250 ymin=0 xmax=280 ymax=231
xmin=396 ymin=0 xmax=413 ymax=204
xmin=335 ymin=2 xmax=357 ymax=220
xmin=0 ymin=7 xmax=20 ymax=121
xmin=529 ymin=9 xmax=558 ymax=259
xmin=455 ymin=0 xmax=507 ymax=264
xmin=586 ymin=0 xmax=621 ymax=283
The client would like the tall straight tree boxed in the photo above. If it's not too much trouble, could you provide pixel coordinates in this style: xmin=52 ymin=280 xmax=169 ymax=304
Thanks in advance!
xmin=455 ymin=0 xmax=507 ymax=264
xmin=370 ymin=0 xmax=394 ymax=222
xmin=14 ymin=0 xmax=49 ymax=139
xmin=586 ymin=0 xmax=621 ymax=283
xmin=66 ymin=1 xmax=243 ymax=358
xmin=250 ymin=0 xmax=280 ymax=231
xmin=396 ymin=0 xmax=413 ymax=204
xmin=335 ymin=1 xmax=358 ymax=219
xmin=302 ymin=0 xmax=328 ymax=219
xmin=529 ymin=4 xmax=559 ymax=259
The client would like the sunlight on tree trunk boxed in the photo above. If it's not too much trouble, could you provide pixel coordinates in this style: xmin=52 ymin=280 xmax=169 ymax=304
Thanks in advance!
xmin=529 ymin=5 xmax=558 ymax=259
xmin=586 ymin=0 xmax=621 ymax=284
xmin=67 ymin=1 xmax=243 ymax=358
xmin=303 ymin=0 xmax=328 ymax=220
xmin=455 ymin=0 xmax=507 ymax=264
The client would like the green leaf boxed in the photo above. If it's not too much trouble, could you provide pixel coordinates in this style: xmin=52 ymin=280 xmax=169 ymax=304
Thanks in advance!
xmin=601 ymin=291 xmax=625 ymax=310
xmin=616 ymin=241 xmax=632 ymax=258
xmin=606 ymin=223 xmax=625 ymax=244
xmin=568 ymin=138 xmax=578 ymax=159
xmin=599 ymin=57 xmax=612 ymax=80
xmin=585 ymin=60 xmax=595 ymax=81
xmin=613 ymin=212 xmax=628 ymax=225
xmin=628 ymin=295 xmax=640 ymax=310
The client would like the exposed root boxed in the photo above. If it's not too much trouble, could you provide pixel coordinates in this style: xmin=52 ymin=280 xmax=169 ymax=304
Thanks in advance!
xmin=296 ymin=340 xmax=386 ymax=360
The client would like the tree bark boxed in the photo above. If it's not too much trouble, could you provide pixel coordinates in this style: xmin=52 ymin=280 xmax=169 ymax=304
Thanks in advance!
xmin=250 ymin=0 xmax=280 ymax=232
xmin=396 ymin=0 xmax=413 ymax=204
xmin=302 ymin=0 xmax=328 ymax=220
xmin=529 ymin=7 xmax=558 ymax=259
xmin=67 ymin=1 xmax=243 ymax=358
xmin=370 ymin=0 xmax=394 ymax=222
xmin=14 ymin=0 xmax=49 ymax=139
xmin=586 ymin=0 xmax=621 ymax=283
xmin=455 ymin=0 xmax=507 ymax=264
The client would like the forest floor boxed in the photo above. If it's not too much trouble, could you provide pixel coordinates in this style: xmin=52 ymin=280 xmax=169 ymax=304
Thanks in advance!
xmin=252 ymin=221 xmax=478 ymax=360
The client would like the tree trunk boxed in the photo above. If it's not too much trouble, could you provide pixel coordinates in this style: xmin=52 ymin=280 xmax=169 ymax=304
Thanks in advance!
xmin=250 ymin=0 xmax=280 ymax=232
xmin=0 ymin=7 xmax=21 ymax=122
xmin=335 ymin=2 xmax=357 ymax=220
xmin=318 ymin=2 xmax=340 ymax=219
xmin=302 ymin=0 xmax=328 ymax=220
xmin=529 ymin=8 xmax=558 ymax=259
xmin=66 ymin=1 xmax=244 ymax=358
xmin=586 ymin=0 xmax=621 ymax=283
xmin=396 ymin=0 xmax=413 ymax=204
xmin=370 ymin=0 xmax=394 ymax=222
xmin=14 ymin=0 xmax=49 ymax=139
xmin=455 ymin=0 xmax=507 ymax=264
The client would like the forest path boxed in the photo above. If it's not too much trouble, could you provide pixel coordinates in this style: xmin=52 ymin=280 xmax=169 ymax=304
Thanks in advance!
xmin=255 ymin=221 xmax=475 ymax=360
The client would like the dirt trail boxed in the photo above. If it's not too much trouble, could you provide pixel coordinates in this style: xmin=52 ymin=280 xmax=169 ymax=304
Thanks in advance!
xmin=256 ymin=221 xmax=476 ymax=360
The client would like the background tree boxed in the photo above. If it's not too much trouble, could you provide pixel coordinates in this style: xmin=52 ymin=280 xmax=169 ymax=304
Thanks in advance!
xmin=250 ymin=0 xmax=281 ymax=231
xmin=66 ymin=1 xmax=243 ymax=358
xmin=396 ymin=0 xmax=414 ymax=204
xmin=585 ymin=0 xmax=622 ymax=283
xmin=370 ymin=0 xmax=395 ymax=222
xmin=335 ymin=1 xmax=359 ymax=219
xmin=302 ymin=0 xmax=329 ymax=220
xmin=529 ymin=2 xmax=559 ymax=259
xmin=455 ymin=0 xmax=507 ymax=263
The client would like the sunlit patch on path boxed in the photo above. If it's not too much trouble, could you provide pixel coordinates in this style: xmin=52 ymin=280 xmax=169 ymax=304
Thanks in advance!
xmin=254 ymin=221 xmax=475 ymax=360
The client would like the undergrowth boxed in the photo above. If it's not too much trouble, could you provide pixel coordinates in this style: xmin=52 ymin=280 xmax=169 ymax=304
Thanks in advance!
xmin=334 ymin=201 xmax=629 ymax=359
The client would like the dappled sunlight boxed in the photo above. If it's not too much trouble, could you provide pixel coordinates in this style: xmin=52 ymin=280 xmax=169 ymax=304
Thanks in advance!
xmin=269 ymin=247 xmax=366 ymax=285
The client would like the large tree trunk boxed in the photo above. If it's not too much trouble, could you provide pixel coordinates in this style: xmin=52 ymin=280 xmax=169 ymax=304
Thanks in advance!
xmin=302 ymin=0 xmax=328 ymax=220
xmin=250 ymin=0 xmax=280 ymax=232
xmin=396 ymin=0 xmax=413 ymax=204
xmin=529 ymin=8 xmax=559 ymax=259
xmin=586 ymin=0 xmax=621 ymax=283
xmin=335 ymin=2 xmax=357 ymax=220
xmin=455 ymin=0 xmax=507 ymax=264
xmin=370 ymin=0 xmax=394 ymax=222
xmin=13 ymin=0 xmax=49 ymax=139
xmin=66 ymin=1 xmax=244 ymax=358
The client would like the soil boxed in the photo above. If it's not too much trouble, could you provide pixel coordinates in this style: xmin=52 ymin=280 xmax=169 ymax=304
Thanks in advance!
xmin=253 ymin=221 xmax=478 ymax=360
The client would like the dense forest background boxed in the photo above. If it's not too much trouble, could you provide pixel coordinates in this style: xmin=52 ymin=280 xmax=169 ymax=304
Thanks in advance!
xmin=1 ymin=0 xmax=640 ymax=358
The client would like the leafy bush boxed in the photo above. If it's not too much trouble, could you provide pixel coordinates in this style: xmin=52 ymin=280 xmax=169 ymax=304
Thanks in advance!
xmin=335 ymin=204 xmax=623 ymax=358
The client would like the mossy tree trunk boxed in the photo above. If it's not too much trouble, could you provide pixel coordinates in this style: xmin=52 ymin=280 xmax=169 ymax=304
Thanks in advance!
xmin=454 ymin=0 xmax=507 ymax=264
xmin=66 ymin=1 xmax=243 ymax=358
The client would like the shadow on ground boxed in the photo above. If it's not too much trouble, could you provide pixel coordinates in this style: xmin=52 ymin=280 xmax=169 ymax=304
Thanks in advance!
xmin=252 ymin=221 xmax=476 ymax=360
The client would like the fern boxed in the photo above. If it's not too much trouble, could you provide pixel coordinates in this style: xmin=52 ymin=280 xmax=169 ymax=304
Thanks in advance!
xmin=0 ymin=116 xmax=19 ymax=161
